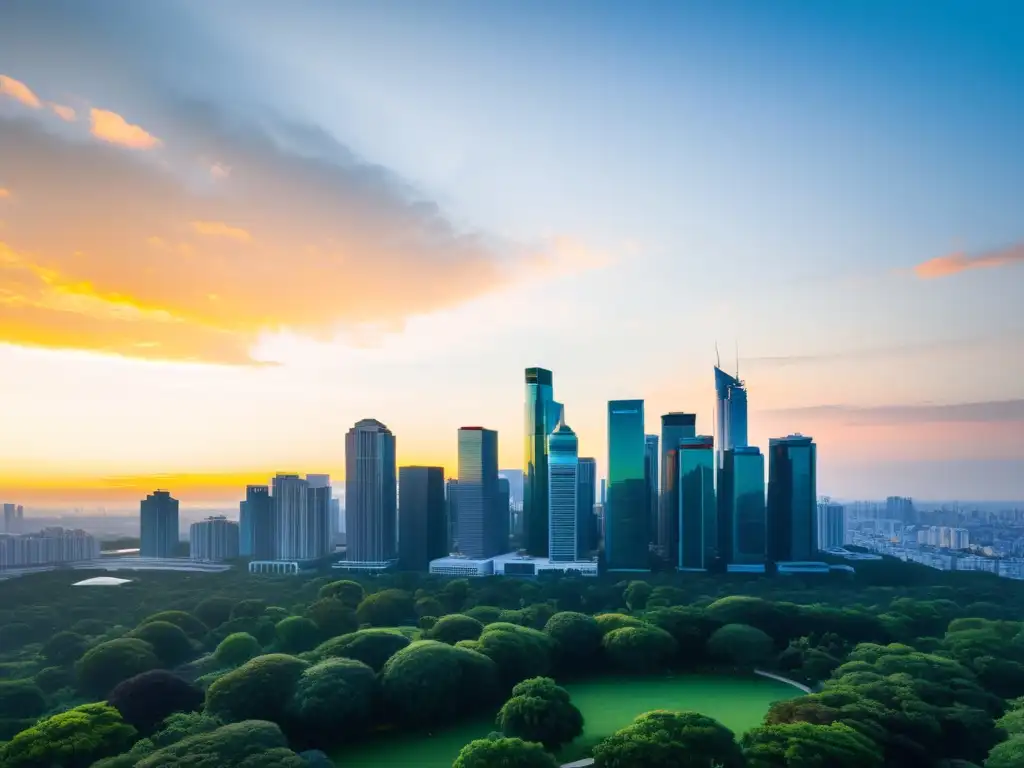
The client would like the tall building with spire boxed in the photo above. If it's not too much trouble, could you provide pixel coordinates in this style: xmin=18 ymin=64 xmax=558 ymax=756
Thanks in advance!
xmin=714 ymin=367 xmax=748 ymax=468
xmin=659 ymin=412 xmax=697 ymax=566
xmin=523 ymin=367 xmax=563 ymax=557
xmin=547 ymin=418 xmax=579 ymax=562
xmin=345 ymin=419 xmax=398 ymax=565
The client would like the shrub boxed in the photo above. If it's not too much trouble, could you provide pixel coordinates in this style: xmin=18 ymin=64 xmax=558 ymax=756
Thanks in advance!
xmin=313 ymin=628 xmax=411 ymax=671
xmin=107 ymin=669 xmax=203 ymax=734
xmin=471 ymin=623 xmax=554 ymax=688
xmin=593 ymin=710 xmax=743 ymax=768
xmin=194 ymin=597 xmax=236 ymax=629
xmin=603 ymin=625 xmax=677 ymax=672
xmin=428 ymin=614 xmax=485 ymax=645
xmin=497 ymin=679 xmax=584 ymax=750
xmin=129 ymin=621 xmax=197 ymax=667
xmin=76 ymin=638 xmax=161 ymax=698
xmin=544 ymin=612 xmax=602 ymax=674
xmin=453 ymin=737 xmax=559 ymax=768
xmin=275 ymin=616 xmax=322 ymax=654
xmin=707 ymin=623 xmax=776 ymax=667
xmin=355 ymin=589 xmax=415 ymax=627
xmin=0 ymin=703 xmax=137 ymax=768
xmin=139 ymin=611 xmax=208 ymax=640
xmin=286 ymin=658 xmax=377 ymax=744
xmin=305 ymin=599 xmax=358 ymax=638
xmin=40 ymin=631 xmax=88 ymax=666
xmin=0 ymin=680 xmax=47 ymax=719
xmin=205 ymin=653 xmax=309 ymax=724
xmin=463 ymin=605 xmax=503 ymax=625
xmin=215 ymin=632 xmax=261 ymax=667
xmin=35 ymin=665 xmax=74 ymax=694
xmin=594 ymin=613 xmax=646 ymax=635
xmin=134 ymin=719 xmax=304 ymax=768
xmin=317 ymin=580 xmax=365 ymax=608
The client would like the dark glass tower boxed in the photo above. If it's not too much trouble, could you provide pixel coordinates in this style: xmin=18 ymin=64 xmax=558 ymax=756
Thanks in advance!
xmin=345 ymin=419 xmax=398 ymax=564
xmin=238 ymin=499 xmax=252 ymax=557
xmin=398 ymin=466 xmax=447 ymax=571
xmin=678 ymin=436 xmax=715 ymax=570
xmin=457 ymin=427 xmax=500 ymax=559
xmin=659 ymin=412 xmax=697 ymax=566
xmin=717 ymin=447 xmax=765 ymax=565
xmin=644 ymin=434 xmax=659 ymax=552
xmin=496 ymin=477 xmax=511 ymax=555
xmin=246 ymin=484 xmax=274 ymax=560
xmin=523 ymin=367 xmax=562 ymax=557
xmin=577 ymin=457 xmax=597 ymax=556
xmin=767 ymin=435 xmax=817 ymax=562
xmin=606 ymin=400 xmax=648 ymax=571
xmin=140 ymin=490 xmax=179 ymax=558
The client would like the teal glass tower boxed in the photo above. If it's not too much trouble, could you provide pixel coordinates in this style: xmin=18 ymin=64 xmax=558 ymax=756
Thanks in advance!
xmin=606 ymin=399 xmax=648 ymax=571
xmin=714 ymin=367 xmax=748 ymax=468
xmin=678 ymin=435 xmax=716 ymax=570
xmin=659 ymin=412 xmax=697 ymax=565
xmin=644 ymin=434 xmax=659 ymax=551
xmin=767 ymin=435 xmax=817 ymax=562
xmin=457 ymin=427 xmax=500 ymax=559
xmin=547 ymin=419 xmax=579 ymax=562
xmin=717 ymin=446 xmax=765 ymax=565
xmin=523 ymin=367 xmax=562 ymax=557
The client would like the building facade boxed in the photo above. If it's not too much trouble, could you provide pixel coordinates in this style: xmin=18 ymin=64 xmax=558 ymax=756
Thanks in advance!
xmin=523 ymin=367 xmax=563 ymax=557
xmin=272 ymin=473 xmax=308 ymax=561
xmin=678 ymin=435 xmax=716 ymax=570
xmin=246 ymin=484 xmax=274 ymax=560
xmin=345 ymin=419 xmax=398 ymax=565
xmin=0 ymin=528 xmax=99 ymax=570
xmin=238 ymin=500 xmax=252 ymax=557
xmin=577 ymin=457 xmax=597 ymax=557
xmin=606 ymin=399 xmax=648 ymax=571
xmin=305 ymin=482 xmax=333 ymax=560
xmin=817 ymin=500 xmax=846 ymax=550
xmin=644 ymin=434 xmax=659 ymax=552
xmin=717 ymin=447 xmax=765 ymax=566
xmin=714 ymin=367 xmax=748 ymax=468
xmin=140 ymin=490 xmax=179 ymax=558
xmin=659 ymin=412 xmax=697 ymax=566
xmin=398 ymin=466 xmax=447 ymax=571
xmin=190 ymin=516 xmax=240 ymax=562
xmin=547 ymin=420 xmax=579 ymax=562
xmin=767 ymin=435 xmax=818 ymax=563
xmin=497 ymin=477 xmax=511 ymax=554
xmin=456 ymin=427 xmax=501 ymax=559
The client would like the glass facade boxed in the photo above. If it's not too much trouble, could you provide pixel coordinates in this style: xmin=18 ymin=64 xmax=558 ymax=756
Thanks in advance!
xmin=817 ymin=501 xmax=846 ymax=550
xmin=140 ymin=490 xmax=179 ymax=558
xmin=767 ymin=435 xmax=818 ymax=562
xmin=644 ymin=434 xmax=659 ymax=552
xmin=523 ymin=367 xmax=562 ymax=557
xmin=714 ymin=367 xmax=749 ymax=467
xmin=246 ymin=484 xmax=274 ymax=560
xmin=659 ymin=412 xmax=697 ymax=566
xmin=678 ymin=436 xmax=715 ymax=570
xmin=547 ymin=421 xmax=579 ymax=562
xmin=577 ymin=457 xmax=597 ymax=556
xmin=344 ymin=419 xmax=398 ymax=564
xmin=398 ymin=466 xmax=447 ymax=571
xmin=606 ymin=399 xmax=648 ymax=571
xmin=457 ymin=427 xmax=500 ymax=559
xmin=717 ymin=447 xmax=765 ymax=565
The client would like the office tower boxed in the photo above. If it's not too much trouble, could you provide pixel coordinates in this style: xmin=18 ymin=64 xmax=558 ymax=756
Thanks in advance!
xmin=714 ymin=367 xmax=748 ymax=467
xmin=817 ymin=500 xmax=846 ymax=550
xmin=446 ymin=479 xmax=459 ymax=552
xmin=577 ymin=457 xmax=597 ymax=556
xmin=644 ymin=434 xmax=659 ymax=551
xmin=679 ymin=436 xmax=716 ymax=570
xmin=456 ymin=427 xmax=500 ymax=559
xmin=600 ymin=478 xmax=606 ymax=506
xmin=548 ymin=420 xmax=579 ymax=562
xmin=330 ymin=498 xmax=341 ymax=542
xmin=659 ymin=412 xmax=697 ymax=566
xmin=497 ymin=477 xmax=511 ymax=554
xmin=15 ymin=505 xmax=23 ymax=532
xmin=246 ymin=484 xmax=274 ymax=560
xmin=345 ymin=419 xmax=398 ymax=564
xmin=767 ymin=435 xmax=818 ymax=563
xmin=190 ymin=516 xmax=240 ymax=562
xmin=140 ymin=490 xmax=179 ymax=558
xmin=306 ymin=482 xmax=333 ymax=559
xmin=606 ymin=400 xmax=648 ymax=571
xmin=499 ymin=469 xmax=525 ymax=545
xmin=272 ymin=473 xmax=308 ymax=560
xmin=3 ymin=503 xmax=15 ymax=534
xmin=524 ymin=367 xmax=563 ymax=557
xmin=717 ymin=447 xmax=765 ymax=566
xmin=398 ymin=467 xmax=447 ymax=571
xmin=238 ymin=500 xmax=252 ymax=557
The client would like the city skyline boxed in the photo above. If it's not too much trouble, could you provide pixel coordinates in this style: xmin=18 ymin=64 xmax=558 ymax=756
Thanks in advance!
xmin=0 ymin=2 xmax=1022 ymax=504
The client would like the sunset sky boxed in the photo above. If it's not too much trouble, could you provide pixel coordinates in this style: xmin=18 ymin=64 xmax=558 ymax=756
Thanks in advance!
xmin=0 ymin=1 xmax=1022 ymax=506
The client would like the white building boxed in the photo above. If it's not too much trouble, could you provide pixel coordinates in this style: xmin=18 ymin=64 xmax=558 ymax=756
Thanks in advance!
xmin=547 ymin=419 xmax=579 ymax=562
xmin=429 ymin=555 xmax=495 ymax=577
xmin=816 ymin=501 xmax=846 ymax=550
xmin=0 ymin=528 xmax=100 ymax=570
xmin=190 ymin=516 xmax=240 ymax=562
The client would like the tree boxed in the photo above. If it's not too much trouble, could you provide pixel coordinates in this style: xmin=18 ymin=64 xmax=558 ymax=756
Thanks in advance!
xmin=129 ymin=620 xmax=197 ymax=667
xmin=510 ymin=676 xmax=571 ymax=703
xmin=602 ymin=625 xmax=677 ymax=673
xmin=463 ymin=605 xmax=503 ymax=625
xmin=275 ymin=616 xmax=322 ymax=654
xmin=416 ymin=596 xmax=446 ymax=618
xmin=624 ymin=580 xmax=653 ymax=611
xmin=594 ymin=613 xmax=646 ymax=635
xmin=35 ymin=665 xmax=74 ymax=694
xmin=986 ymin=737 xmax=1024 ymax=768
xmin=286 ymin=658 xmax=377 ymax=744
xmin=592 ymin=710 xmax=743 ymax=768
xmin=497 ymin=679 xmax=584 ymax=750
xmin=133 ymin=719 xmax=306 ymax=768
xmin=0 ymin=703 xmax=137 ymax=768
xmin=205 ymin=653 xmax=309 ymax=724
xmin=544 ymin=611 xmax=602 ymax=674
xmin=0 ymin=622 xmax=33 ymax=650
xmin=453 ymin=737 xmax=559 ymax=768
xmin=355 ymin=589 xmax=416 ymax=627
xmin=40 ymin=630 xmax=88 ymax=666
xmin=107 ymin=669 xmax=204 ymax=734
xmin=0 ymin=680 xmax=47 ymax=718
xmin=231 ymin=599 xmax=267 ymax=620
xmin=139 ymin=611 xmax=209 ymax=640
xmin=305 ymin=598 xmax=358 ymax=638
xmin=469 ymin=623 xmax=555 ymax=689
xmin=428 ymin=614 xmax=485 ymax=645
xmin=317 ymin=579 xmax=365 ymax=608
xmin=645 ymin=606 xmax=721 ymax=666
xmin=313 ymin=628 xmax=411 ymax=671
xmin=195 ymin=597 xmax=236 ymax=629
xmin=76 ymin=638 xmax=161 ymax=698
xmin=216 ymin=632 xmax=262 ymax=667
xmin=742 ymin=722 xmax=884 ymax=768
xmin=707 ymin=623 xmax=775 ymax=667
xmin=206 ymin=616 xmax=277 ymax=648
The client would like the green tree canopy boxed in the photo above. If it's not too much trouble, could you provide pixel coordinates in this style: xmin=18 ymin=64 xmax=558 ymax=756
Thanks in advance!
xmin=742 ymin=721 xmax=884 ymax=768
xmin=594 ymin=613 xmax=646 ymax=635
xmin=194 ymin=597 xmax=236 ymax=629
xmin=317 ymin=580 xmax=365 ymax=608
xmin=76 ymin=637 xmax=161 ymax=698
xmin=544 ymin=611 xmax=602 ymax=674
xmin=452 ymin=737 xmax=559 ymax=768
xmin=707 ymin=623 xmax=775 ymax=667
xmin=107 ymin=669 xmax=204 ymax=734
xmin=602 ymin=625 xmax=677 ymax=673
xmin=0 ymin=680 xmax=47 ymax=719
xmin=497 ymin=688 xmax=584 ymax=750
xmin=986 ymin=736 xmax=1024 ymax=768
xmin=313 ymin=628 xmax=411 ymax=671
xmin=274 ymin=616 xmax=322 ymax=654
xmin=592 ymin=710 xmax=743 ymax=768
xmin=0 ymin=702 xmax=137 ymax=768
xmin=469 ymin=623 xmax=554 ymax=688
xmin=355 ymin=589 xmax=416 ymax=627
xmin=205 ymin=653 xmax=309 ymax=725
xmin=305 ymin=598 xmax=359 ymax=638
xmin=286 ymin=658 xmax=377 ymax=744
xmin=40 ymin=630 xmax=88 ymax=666
xmin=134 ymin=719 xmax=305 ymax=768
xmin=129 ymin=620 xmax=198 ymax=667
xmin=215 ymin=632 xmax=262 ymax=667
xmin=428 ymin=614 xmax=485 ymax=645
xmin=139 ymin=610 xmax=209 ymax=640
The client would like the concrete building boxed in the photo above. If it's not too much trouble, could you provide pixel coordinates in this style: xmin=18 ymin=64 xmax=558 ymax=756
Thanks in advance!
xmin=817 ymin=500 xmax=846 ymax=550
xmin=245 ymin=484 xmax=274 ymax=560
xmin=190 ymin=516 xmax=240 ymax=562
xmin=548 ymin=419 xmax=579 ymax=562
xmin=398 ymin=466 xmax=447 ymax=571
xmin=345 ymin=419 xmax=398 ymax=566
xmin=0 ymin=528 xmax=100 ymax=570
xmin=644 ymin=434 xmax=659 ymax=551
xmin=272 ymin=473 xmax=308 ymax=560
xmin=140 ymin=490 xmax=179 ymax=558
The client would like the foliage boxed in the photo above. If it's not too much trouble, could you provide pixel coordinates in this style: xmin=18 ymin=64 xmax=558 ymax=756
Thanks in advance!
xmin=355 ymin=589 xmax=416 ymax=627
xmin=0 ymin=702 xmax=137 ymax=768
xmin=139 ymin=610 xmax=209 ymax=640
xmin=544 ymin=611 xmax=603 ymax=674
xmin=742 ymin=721 xmax=884 ymax=768
xmin=707 ymin=623 xmax=776 ymax=667
xmin=108 ymin=669 xmax=204 ymax=734
xmin=205 ymin=653 xmax=309 ymax=724
xmin=76 ymin=637 xmax=161 ymax=698
xmin=468 ymin=623 xmax=554 ymax=688
xmin=40 ymin=630 xmax=88 ymax=666
xmin=453 ymin=736 xmax=559 ymax=768
xmin=592 ymin=709 xmax=743 ymax=768
xmin=624 ymin=580 xmax=653 ymax=611
xmin=0 ymin=680 xmax=47 ymax=719
xmin=275 ymin=616 xmax=322 ymax=654
xmin=286 ymin=658 xmax=377 ymax=744
xmin=231 ymin=599 xmax=267 ymax=621
xmin=133 ymin=719 xmax=306 ymax=768
xmin=313 ymin=628 xmax=411 ymax=671
xmin=463 ymin=605 xmax=503 ymax=625
xmin=594 ymin=613 xmax=646 ymax=635
xmin=215 ymin=632 xmax=262 ymax=667
xmin=195 ymin=597 xmax=236 ymax=629
xmin=35 ymin=664 xmax=74 ymax=693
xmin=497 ymin=677 xmax=584 ymax=750
xmin=603 ymin=625 xmax=677 ymax=673
xmin=986 ymin=737 xmax=1024 ymax=768
xmin=305 ymin=598 xmax=359 ymax=638
xmin=428 ymin=614 xmax=485 ymax=645
xmin=317 ymin=580 xmax=365 ymax=608
xmin=129 ymin=620 xmax=198 ymax=667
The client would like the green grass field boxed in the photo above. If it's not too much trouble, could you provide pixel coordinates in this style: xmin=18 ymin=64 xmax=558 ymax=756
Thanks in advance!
xmin=332 ymin=673 xmax=800 ymax=767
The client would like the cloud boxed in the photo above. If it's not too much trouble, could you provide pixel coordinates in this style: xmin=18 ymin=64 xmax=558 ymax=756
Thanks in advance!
xmin=914 ymin=243 xmax=1024 ymax=279
xmin=0 ymin=74 xmax=41 ymax=108
xmin=763 ymin=399 xmax=1024 ymax=426
xmin=49 ymin=103 xmax=76 ymax=122
xmin=89 ymin=108 xmax=162 ymax=149
xmin=191 ymin=220 xmax=251 ymax=242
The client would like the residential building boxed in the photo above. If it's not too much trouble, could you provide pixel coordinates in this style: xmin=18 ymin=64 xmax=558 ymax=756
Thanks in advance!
xmin=714 ymin=367 xmax=748 ymax=468
xmin=190 ymin=516 xmax=240 ymax=562
xmin=305 ymin=482 xmax=333 ymax=559
xmin=577 ymin=457 xmax=597 ymax=556
xmin=678 ymin=435 xmax=716 ymax=570
xmin=345 ymin=419 xmax=398 ymax=565
xmin=717 ymin=447 xmax=765 ymax=566
xmin=548 ymin=419 xmax=579 ymax=562
xmin=606 ymin=399 xmax=648 ymax=571
xmin=644 ymin=434 xmax=659 ymax=550
xmin=238 ymin=499 xmax=253 ymax=557
xmin=817 ymin=500 xmax=846 ymax=550
xmin=398 ymin=466 xmax=447 ymax=571
xmin=246 ymin=484 xmax=274 ymax=560
xmin=3 ymin=503 xmax=17 ymax=534
xmin=659 ymin=412 xmax=697 ymax=565
xmin=524 ymin=367 xmax=563 ymax=557
xmin=767 ymin=435 xmax=818 ymax=563
xmin=272 ymin=473 xmax=309 ymax=560
xmin=140 ymin=490 xmax=179 ymax=558
xmin=456 ymin=427 xmax=500 ymax=559
xmin=886 ymin=496 xmax=916 ymax=525
xmin=0 ymin=528 xmax=100 ymax=570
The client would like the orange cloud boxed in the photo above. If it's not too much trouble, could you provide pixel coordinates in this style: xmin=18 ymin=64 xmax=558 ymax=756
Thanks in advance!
xmin=191 ymin=220 xmax=252 ymax=242
xmin=914 ymin=243 xmax=1024 ymax=279
xmin=0 ymin=188 xmax=10 ymax=199
xmin=49 ymin=103 xmax=76 ymax=122
xmin=0 ymin=74 xmax=42 ymax=108
xmin=89 ymin=108 xmax=162 ymax=149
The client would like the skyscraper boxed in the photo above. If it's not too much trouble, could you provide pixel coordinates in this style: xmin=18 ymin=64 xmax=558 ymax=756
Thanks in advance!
xmin=457 ymin=427 xmax=500 ymax=559
xmin=767 ymin=435 xmax=818 ymax=563
xmin=272 ymin=473 xmax=308 ymax=560
xmin=644 ymin=434 xmax=659 ymax=551
xmin=717 ymin=447 xmax=765 ymax=566
xmin=679 ymin=435 xmax=716 ymax=570
xmin=238 ymin=499 xmax=253 ymax=557
xmin=190 ymin=516 xmax=240 ymax=562
xmin=659 ymin=412 xmax=697 ymax=566
xmin=398 ymin=466 xmax=447 ymax=571
xmin=305 ymin=481 xmax=333 ymax=559
xmin=548 ymin=419 xmax=579 ymax=562
xmin=606 ymin=399 xmax=648 ymax=571
xmin=817 ymin=500 xmax=846 ymax=550
xmin=714 ymin=367 xmax=748 ymax=468
xmin=446 ymin=479 xmax=459 ymax=552
xmin=3 ymin=503 xmax=16 ymax=534
xmin=577 ymin=457 xmax=597 ymax=556
xmin=523 ymin=367 xmax=563 ymax=557
xmin=140 ymin=490 xmax=179 ymax=558
xmin=345 ymin=419 xmax=398 ymax=565
xmin=246 ymin=484 xmax=274 ymax=560
xmin=497 ymin=477 xmax=511 ymax=555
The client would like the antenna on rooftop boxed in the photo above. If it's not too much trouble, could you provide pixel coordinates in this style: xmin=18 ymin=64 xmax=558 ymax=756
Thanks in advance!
xmin=715 ymin=341 xmax=720 ymax=369
xmin=735 ymin=340 xmax=740 ymax=379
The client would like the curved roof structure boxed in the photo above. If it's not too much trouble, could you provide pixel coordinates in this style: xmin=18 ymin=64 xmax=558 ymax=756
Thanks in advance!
xmin=72 ymin=576 xmax=132 ymax=586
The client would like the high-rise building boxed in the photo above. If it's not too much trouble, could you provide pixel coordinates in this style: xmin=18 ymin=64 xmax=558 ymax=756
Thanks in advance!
xmin=659 ymin=413 xmax=697 ymax=566
xmin=446 ymin=479 xmax=459 ymax=552
xmin=886 ymin=496 xmax=916 ymax=525
xmin=524 ymin=367 xmax=563 ymax=557
xmin=345 ymin=419 xmax=398 ymax=565
xmin=717 ymin=447 xmax=765 ymax=566
xmin=3 ymin=503 xmax=16 ymax=534
xmin=330 ymin=498 xmax=341 ymax=542
xmin=398 ymin=466 xmax=447 ymax=571
xmin=644 ymin=434 xmax=659 ymax=551
xmin=577 ymin=457 xmax=597 ymax=556
xmin=817 ymin=500 xmax=846 ymax=550
xmin=0 ymin=528 xmax=100 ymax=570
xmin=190 ymin=516 xmax=240 ymax=562
xmin=600 ymin=478 xmax=606 ymax=506
xmin=140 ymin=490 xmax=179 ymax=558
xmin=767 ymin=435 xmax=818 ymax=563
xmin=456 ymin=427 xmax=500 ymax=559
xmin=678 ymin=435 xmax=716 ymax=570
xmin=606 ymin=399 xmax=648 ymax=571
xmin=497 ymin=477 xmax=511 ymax=554
xmin=548 ymin=420 xmax=579 ymax=562
xmin=246 ymin=484 xmax=274 ymax=560
xmin=499 ymin=469 xmax=524 ymax=545
xmin=714 ymin=367 xmax=748 ymax=468
xmin=238 ymin=500 xmax=253 ymax=557
xmin=305 ymin=482 xmax=333 ymax=559
xmin=272 ymin=473 xmax=308 ymax=560
xmin=15 ymin=505 xmax=23 ymax=531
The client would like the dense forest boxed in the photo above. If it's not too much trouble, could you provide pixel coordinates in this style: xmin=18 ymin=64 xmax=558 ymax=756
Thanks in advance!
xmin=2 ymin=557 xmax=1024 ymax=767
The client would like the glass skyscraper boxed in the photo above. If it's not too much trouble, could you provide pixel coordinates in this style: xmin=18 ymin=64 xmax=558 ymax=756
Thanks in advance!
xmin=345 ymin=419 xmax=398 ymax=565
xmin=678 ymin=435 xmax=716 ymax=571
xmin=717 ymin=447 xmax=765 ymax=566
xmin=547 ymin=420 xmax=579 ymax=562
xmin=457 ymin=427 xmax=500 ymax=559
xmin=140 ymin=490 xmax=179 ymax=558
xmin=817 ymin=500 xmax=846 ymax=551
xmin=659 ymin=412 xmax=697 ymax=566
xmin=606 ymin=399 xmax=648 ymax=571
xmin=576 ymin=457 xmax=597 ymax=556
xmin=767 ymin=435 xmax=818 ymax=562
xmin=714 ymin=367 xmax=748 ymax=468
xmin=644 ymin=434 xmax=659 ymax=552
xmin=246 ymin=484 xmax=274 ymax=560
xmin=523 ymin=367 xmax=563 ymax=557
xmin=398 ymin=466 xmax=447 ymax=571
